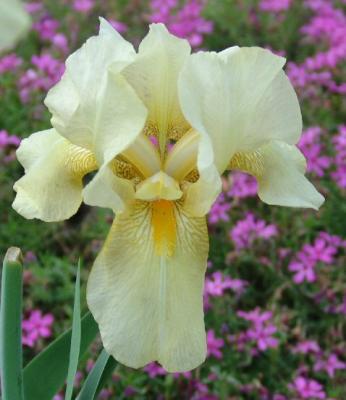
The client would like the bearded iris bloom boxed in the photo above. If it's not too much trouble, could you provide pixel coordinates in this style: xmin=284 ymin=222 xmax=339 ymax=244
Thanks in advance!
xmin=13 ymin=19 xmax=324 ymax=372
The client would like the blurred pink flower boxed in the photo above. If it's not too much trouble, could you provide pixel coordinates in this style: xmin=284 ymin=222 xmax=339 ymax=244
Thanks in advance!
xmin=108 ymin=19 xmax=128 ymax=34
xmin=19 ymin=54 xmax=65 ymax=103
xmin=33 ymin=17 xmax=60 ymax=41
xmin=0 ymin=53 xmax=22 ymax=74
xmin=143 ymin=362 xmax=166 ymax=378
xmin=230 ymin=213 xmax=277 ymax=251
xmin=331 ymin=125 xmax=346 ymax=189
xmin=259 ymin=0 xmax=292 ymax=13
xmin=298 ymin=127 xmax=331 ymax=177
xmin=226 ymin=172 xmax=258 ymax=199
xmin=314 ymin=353 xmax=346 ymax=378
xmin=208 ymin=193 xmax=231 ymax=225
xmin=206 ymin=329 xmax=224 ymax=359
xmin=22 ymin=309 xmax=54 ymax=347
xmin=73 ymin=0 xmax=94 ymax=13
xmin=205 ymin=271 xmax=247 ymax=297
xmin=0 ymin=130 xmax=21 ymax=148
xmin=289 ymin=376 xmax=326 ymax=399
xmin=149 ymin=0 xmax=213 ymax=47
xmin=292 ymin=340 xmax=321 ymax=354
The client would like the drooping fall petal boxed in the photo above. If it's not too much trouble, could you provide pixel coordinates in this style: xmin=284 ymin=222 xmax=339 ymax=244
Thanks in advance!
xmin=229 ymin=140 xmax=325 ymax=209
xmin=13 ymin=129 xmax=97 ymax=221
xmin=87 ymin=201 xmax=208 ymax=372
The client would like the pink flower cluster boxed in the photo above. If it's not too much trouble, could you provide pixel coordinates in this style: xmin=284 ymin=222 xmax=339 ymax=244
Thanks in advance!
xmin=298 ymin=126 xmax=331 ymax=177
xmin=33 ymin=16 xmax=68 ymax=53
xmin=230 ymin=213 xmax=277 ymax=251
xmin=259 ymin=0 xmax=292 ymax=13
xmin=289 ymin=376 xmax=326 ymax=399
xmin=22 ymin=309 xmax=54 ymax=347
xmin=331 ymin=125 xmax=346 ymax=189
xmin=19 ymin=54 xmax=65 ymax=103
xmin=288 ymin=232 xmax=344 ymax=284
xmin=0 ymin=130 xmax=21 ymax=163
xmin=287 ymin=0 xmax=346 ymax=95
xmin=149 ymin=0 xmax=213 ymax=47
xmin=234 ymin=308 xmax=279 ymax=353
xmin=225 ymin=172 xmax=258 ymax=199
xmin=0 ymin=130 xmax=20 ymax=149
xmin=208 ymin=193 xmax=231 ymax=225
xmin=0 ymin=53 xmax=22 ymax=74
xmin=205 ymin=271 xmax=247 ymax=297
xmin=206 ymin=329 xmax=224 ymax=359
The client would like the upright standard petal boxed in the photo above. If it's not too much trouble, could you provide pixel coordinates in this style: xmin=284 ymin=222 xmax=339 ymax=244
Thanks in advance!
xmin=229 ymin=140 xmax=325 ymax=209
xmin=0 ymin=0 xmax=30 ymax=52
xmin=123 ymin=23 xmax=191 ymax=154
xmin=13 ymin=129 xmax=97 ymax=222
xmin=87 ymin=200 xmax=208 ymax=372
xmin=45 ymin=18 xmax=147 ymax=165
xmin=178 ymin=47 xmax=302 ymax=174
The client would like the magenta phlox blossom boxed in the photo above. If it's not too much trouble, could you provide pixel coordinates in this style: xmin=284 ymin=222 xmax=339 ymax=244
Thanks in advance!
xmin=289 ymin=232 xmax=342 ymax=284
xmin=314 ymin=353 xmax=346 ymax=378
xmin=292 ymin=340 xmax=321 ymax=355
xmin=259 ymin=0 xmax=292 ymax=13
xmin=22 ymin=309 xmax=54 ymax=347
xmin=230 ymin=213 xmax=278 ymax=251
xmin=237 ymin=308 xmax=279 ymax=352
xmin=208 ymin=193 xmax=231 ymax=225
xmin=204 ymin=271 xmax=247 ymax=297
xmin=73 ymin=0 xmax=95 ymax=14
xmin=0 ymin=130 xmax=21 ymax=148
xmin=289 ymin=376 xmax=326 ymax=399
xmin=225 ymin=172 xmax=258 ymax=199
xmin=206 ymin=329 xmax=224 ymax=359
xmin=33 ymin=16 xmax=59 ymax=41
xmin=143 ymin=362 xmax=166 ymax=378
xmin=297 ymin=127 xmax=331 ymax=177
xmin=0 ymin=53 xmax=22 ymax=74
xmin=331 ymin=125 xmax=346 ymax=189
xmin=149 ymin=0 xmax=213 ymax=47
xmin=19 ymin=54 xmax=65 ymax=103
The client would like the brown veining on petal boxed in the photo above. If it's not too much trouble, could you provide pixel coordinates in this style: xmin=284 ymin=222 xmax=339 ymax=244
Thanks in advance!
xmin=111 ymin=156 xmax=143 ymax=181
xmin=66 ymin=144 xmax=98 ymax=177
xmin=228 ymin=150 xmax=265 ymax=178
xmin=184 ymin=169 xmax=200 ymax=183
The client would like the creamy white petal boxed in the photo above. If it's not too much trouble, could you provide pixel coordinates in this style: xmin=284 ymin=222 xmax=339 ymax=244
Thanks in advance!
xmin=123 ymin=23 xmax=191 ymax=153
xmin=229 ymin=141 xmax=325 ymax=209
xmin=13 ymin=129 xmax=97 ymax=222
xmin=83 ymin=164 xmax=135 ymax=213
xmin=178 ymin=47 xmax=302 ymax=173
xmin=87 ymin=201 xmax=208 ymax=372
xmin=45 ymin=18 xmax=147 ymax=165
xmin=0 ymin=0 xmax=30 ymax=52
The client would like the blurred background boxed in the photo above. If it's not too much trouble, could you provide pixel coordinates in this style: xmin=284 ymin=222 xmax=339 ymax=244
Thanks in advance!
xmin=0 ymin=0 xmax=346 ymax=398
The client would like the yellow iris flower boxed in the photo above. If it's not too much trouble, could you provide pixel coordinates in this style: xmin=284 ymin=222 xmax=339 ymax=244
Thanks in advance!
xmin=13 ymin=19 xmax=324 ymax=372
xmin=0 ymin=0 xmax=30 ymax=52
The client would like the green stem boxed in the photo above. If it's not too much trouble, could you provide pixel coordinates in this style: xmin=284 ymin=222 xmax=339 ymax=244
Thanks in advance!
xmin=0 ymin=247 xmax=24 ymax=400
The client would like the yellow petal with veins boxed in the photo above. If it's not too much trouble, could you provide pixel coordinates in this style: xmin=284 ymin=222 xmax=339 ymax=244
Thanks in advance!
xmin=87 ymin=201 xmax=208 ymax=372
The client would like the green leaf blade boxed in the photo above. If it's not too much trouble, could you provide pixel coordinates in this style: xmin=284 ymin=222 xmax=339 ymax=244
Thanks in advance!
xmin=0 ymin=247 xmax=24 ymax=400
xmin=76 ymin=349 xmax=117 ymax=400
xmin=23 ymin=312 xmax=98 ymax=400
xmin=65 ymin=261 xmax=82 ymax=400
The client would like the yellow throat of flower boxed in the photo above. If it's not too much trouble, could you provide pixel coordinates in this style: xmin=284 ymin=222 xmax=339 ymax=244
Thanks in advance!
xmin=151 ymin=200 xmax=176 ymax=257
